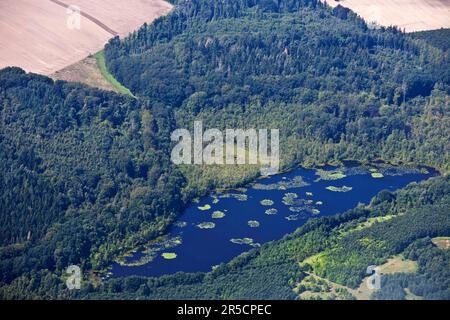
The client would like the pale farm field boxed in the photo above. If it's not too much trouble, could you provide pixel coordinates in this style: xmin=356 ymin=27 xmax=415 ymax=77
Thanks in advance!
xmin=0 ymin=0 xmax=172 ymax=75
xmin=324 ymin=0 xmax=450 ymax=32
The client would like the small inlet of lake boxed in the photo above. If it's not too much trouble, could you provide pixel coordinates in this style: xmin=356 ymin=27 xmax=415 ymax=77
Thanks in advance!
xmin=109 ymin=164 xmax=436 ymax=278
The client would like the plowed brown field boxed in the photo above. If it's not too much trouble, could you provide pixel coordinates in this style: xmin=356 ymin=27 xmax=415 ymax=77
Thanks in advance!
xmin=324 ymin=0 xmax=450 ymax=32
xmin=0 ymin=0 xmax=172 ymax=75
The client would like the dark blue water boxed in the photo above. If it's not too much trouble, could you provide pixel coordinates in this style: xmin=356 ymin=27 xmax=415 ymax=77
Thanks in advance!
xmin=110 ymin=165 xmax=435 ymax=278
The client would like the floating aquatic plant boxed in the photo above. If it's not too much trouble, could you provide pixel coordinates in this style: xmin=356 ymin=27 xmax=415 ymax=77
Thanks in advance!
xmin=161 ymin=252 xmax=177 ymax=260
xmin=265 ymin=208 xmax=278 ymax=215
xmin=198 ymin=204 xmax=212 ymax=211
xmin=220 ymin=193 xmax=248 ymax=201
xmin=311 ymin=209 xmax=320 ymax=215
xmin=286 ymin=214 xmax=299 ymax=221
xmin=326 ymin=185 xmax=353 ymax=192
xmin=315 ymin=169 xmax=347 ymax=181
xmin=116 ymin=235 xmax=182 ymax=267
xmin=174 ymin=221 xmax=188 ymax=228
xmin=212 ymin=211 xmax=225 ymax=219
xmin=306 ymin=192 xmax=313 ymax=196
xmin=230 ymin=238 xmax=261 ymax=247
xmin=371 ymin=172 xmax=384 ymax=178
xmin=282 ymin=193 xmax=298 ymax=205
xmin=316 ymin=201 xmax=323 ymax=205
xmin=289 ymin=207 xmax=303 ymax=212
xmin=253 ymin=176 xmax=309 ymax=190
xmin=197 ymin=222 xmax=216 ymax=229
xmin=230 ymin=238 xmax=253 ymax=245
xmin=370 ymin=165 xmax=424 ymax=177
xmin=260 ymin=199 xmax=274 ymax=206
xmin=248 ymin=220 xmax=260 ymax=227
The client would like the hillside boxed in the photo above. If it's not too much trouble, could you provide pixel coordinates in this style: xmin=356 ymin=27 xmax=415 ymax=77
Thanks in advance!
xmin=105 ymin=0 xmax=449 ymax=196
xmin=323 ymin=0 xmax=450 ymax=32
xmin=0 ymin=0 xmax=448 ymax=299
xmin=0 ymin=0 xmax=172 ymax=75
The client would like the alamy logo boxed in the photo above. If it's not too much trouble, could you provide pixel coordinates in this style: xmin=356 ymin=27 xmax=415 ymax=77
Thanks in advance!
xmin=66 ymin=5 xmax=81 ymax=30
xmin=171 ymin=121 xmax=280 ymax=175
xmin=366 ymin=265 xmax=381 ymax=290
xmin=66 ymin=265 xmax=81 ymax=290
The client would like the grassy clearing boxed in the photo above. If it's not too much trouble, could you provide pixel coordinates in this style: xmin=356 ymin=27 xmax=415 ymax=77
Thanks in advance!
xmin=94 ymin=51 xmax=135 ymax=97
xmin=379 ymin=255 xmax=418 ymax=274
xmin=339 ymin=215 xmax=396 ymax=236
xmin=297 ymin=255 xmax=418 ymax=300
xmin=51 ymin=55 xmax=120 ymax=93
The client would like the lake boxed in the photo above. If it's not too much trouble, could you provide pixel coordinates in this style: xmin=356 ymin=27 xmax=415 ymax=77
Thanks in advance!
xmin=110 ymin=164 xmax=436 ymax=278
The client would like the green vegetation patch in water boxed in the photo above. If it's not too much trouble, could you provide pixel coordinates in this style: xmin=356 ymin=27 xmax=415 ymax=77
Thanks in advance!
xmin=248 ymin=220 xmax=260 ymax=228
xmin=161 ymin=252 xmax=177 ymax=260
xmin=219 ymin=193 xmax=248 ymax=201
xmin=116 ymin=236 xmax=182 ymax=267
xmin=174 ymin=221 xmax=188 ymax=228
xmin=198 ymin=204 xmax=212 ymax=211
xmin=265 ymin=208 xmax=278 ymax=215
xmin=315 ymin=169 xmax=347 ymax=181
xmin=260 ymin=199 xmax=274 ymax=206
xmin=286 ymin=214 xmax=299 ymax=221
xmin=282 ymin=193 xmax=298 ymax=205
xmin=197 ymin=222 xmax=216 ymax=229
xmin=212 ymin=211 xmax=225 ymax=219
xmin=230 ymin=238 xmax=261 ymax=247
xmin=326 ymin=186 xmax=353 ymax=192
xmin=371 ymin=172 xmax=384 ymax=178
xmin=253 ymin=176 xmax=309 ymax=190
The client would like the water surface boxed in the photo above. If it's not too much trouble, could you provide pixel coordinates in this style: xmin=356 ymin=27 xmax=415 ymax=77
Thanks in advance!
xmin=110 ymin=165 xmax=435 ymax=277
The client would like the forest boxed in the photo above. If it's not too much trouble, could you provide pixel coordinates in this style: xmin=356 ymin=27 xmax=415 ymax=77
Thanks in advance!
xmin=0 ymin=0 xmax=449 ymax=299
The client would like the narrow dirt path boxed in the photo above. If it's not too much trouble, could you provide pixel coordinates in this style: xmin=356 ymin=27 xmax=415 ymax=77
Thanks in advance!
xmin=49 ymin=0 xmax=118 ymax=36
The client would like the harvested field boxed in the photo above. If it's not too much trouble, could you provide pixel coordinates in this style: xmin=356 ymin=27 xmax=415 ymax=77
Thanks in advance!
xmin=0 ymin=0 xmax=172 ymax=75
xmin=324 ymin=0 xmax=450 ymax=32
xmin=51 ymin=54 xmax=119 ymax=93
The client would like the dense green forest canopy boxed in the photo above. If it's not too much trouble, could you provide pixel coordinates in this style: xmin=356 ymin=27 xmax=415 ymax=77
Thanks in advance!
xmin=105 ymin=0 xmax=449 ymax=185
xmin=0 ymin=67 xmax=187 ymax=285
xmin=0 ymin=0 xmax=449 ymax=299
xmin=410 ymin=28 xmax=450 ymax=52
